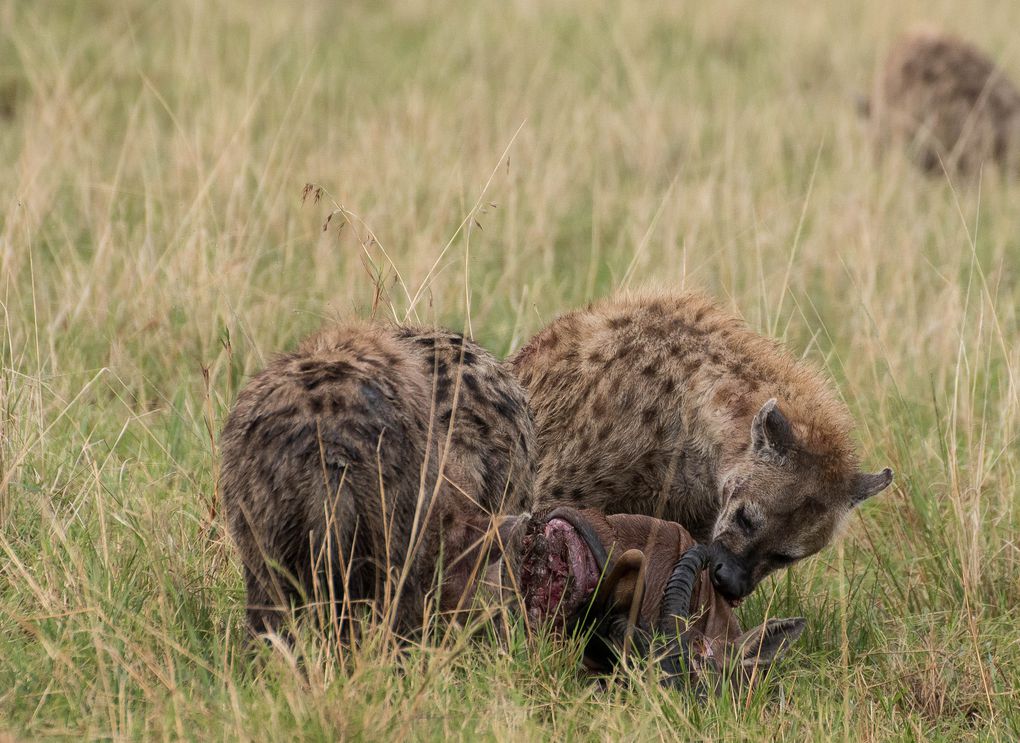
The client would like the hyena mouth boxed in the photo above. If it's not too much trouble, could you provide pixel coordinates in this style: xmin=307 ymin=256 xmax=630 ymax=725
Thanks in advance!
xmin=520 ymin=517 xmax=601 ymax=627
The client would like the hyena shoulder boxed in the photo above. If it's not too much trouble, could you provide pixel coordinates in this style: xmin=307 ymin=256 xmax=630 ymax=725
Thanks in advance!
xmin=391 ymin=326 xmax=536 ymax=514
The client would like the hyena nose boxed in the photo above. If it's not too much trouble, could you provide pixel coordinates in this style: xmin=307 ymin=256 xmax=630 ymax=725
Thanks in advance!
xmin=707 ymin=543 xmax=752 ymax=600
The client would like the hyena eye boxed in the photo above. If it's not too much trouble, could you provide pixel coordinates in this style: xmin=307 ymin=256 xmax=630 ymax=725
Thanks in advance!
xmin=769 ymin=552 xmax=797 ymax=566
xmin=734 ymin=504 xmax=756 ymax=535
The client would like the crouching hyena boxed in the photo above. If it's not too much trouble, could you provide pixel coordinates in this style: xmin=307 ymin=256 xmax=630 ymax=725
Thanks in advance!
xmin=219 ymin=321 xmax=535 ymax=636
xmin=510 ymin=291 xmax=893 ymax=603
xmin=867 ymin=28 xmax=1020 ymax=176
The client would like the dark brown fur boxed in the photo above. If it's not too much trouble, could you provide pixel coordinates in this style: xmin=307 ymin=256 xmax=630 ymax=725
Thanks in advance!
xmin=510 ymin=291 xmax=892 ymax=599
xmin=871 ymin=29 xmax=1020 ymax=175
xmin=219 ymin=322 xmax=535 ymax=636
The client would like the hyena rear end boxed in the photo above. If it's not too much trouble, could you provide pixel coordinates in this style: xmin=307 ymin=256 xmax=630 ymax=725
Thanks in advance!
xmin=219 ymin=322 xmax=534 ymax=636
xmin=870 ymin=28 xmax=1020 ymax=175
xmin=510 ymin=291 xmax=893 ymax=602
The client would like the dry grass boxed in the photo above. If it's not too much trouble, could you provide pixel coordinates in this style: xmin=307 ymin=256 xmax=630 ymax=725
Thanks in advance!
xmin=2 ymin=0 xmax=1019 ymax=739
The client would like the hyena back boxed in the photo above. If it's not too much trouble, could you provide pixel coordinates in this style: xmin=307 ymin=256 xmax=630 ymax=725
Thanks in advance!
xmin=220 ymin=322 xmax=534 ymax=636
xmin=510 ymin=291 xmax=892 ymax=601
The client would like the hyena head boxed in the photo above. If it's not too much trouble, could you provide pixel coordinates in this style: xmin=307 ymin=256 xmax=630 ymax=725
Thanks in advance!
xmin=709 ymin=398 xmax=893 ymax=602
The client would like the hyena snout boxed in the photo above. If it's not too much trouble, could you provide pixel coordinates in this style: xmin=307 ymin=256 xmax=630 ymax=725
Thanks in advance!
xmin=708 ymin=542 xmax=754 ymax=603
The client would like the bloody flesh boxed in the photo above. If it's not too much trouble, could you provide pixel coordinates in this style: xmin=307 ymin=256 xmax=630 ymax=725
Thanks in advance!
xmin=520 ymin=517 xmax=601 ymax=627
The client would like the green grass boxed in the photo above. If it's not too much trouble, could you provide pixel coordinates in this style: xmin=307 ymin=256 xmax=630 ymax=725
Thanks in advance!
xmin=2 ymin=0 xmax=1020 ymax=739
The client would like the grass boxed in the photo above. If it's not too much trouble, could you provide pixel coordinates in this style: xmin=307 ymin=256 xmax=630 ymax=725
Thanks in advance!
xmin=2 ymin=0 xmax=1019 ymax=739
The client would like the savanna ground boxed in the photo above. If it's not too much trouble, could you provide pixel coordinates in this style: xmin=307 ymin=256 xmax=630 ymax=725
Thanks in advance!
xmin=2 ymin=0 xmax=1019 ymax=739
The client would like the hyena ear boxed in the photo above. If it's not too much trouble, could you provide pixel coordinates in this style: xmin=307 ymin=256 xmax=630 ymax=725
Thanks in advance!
xmin=737 ymin=617 xmax=806 ymax=673
xmin=850 ymin=467 xmax=894 ymax=507
xmin=751 ymin=398 xmax=797 ymax=456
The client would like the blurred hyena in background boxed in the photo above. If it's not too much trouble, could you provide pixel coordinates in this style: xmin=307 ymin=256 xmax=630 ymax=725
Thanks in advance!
xmin=865 ymin=28 xmax=1020 ymax=175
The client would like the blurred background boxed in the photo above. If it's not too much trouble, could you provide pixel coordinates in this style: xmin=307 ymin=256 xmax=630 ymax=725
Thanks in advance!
xmin=1 ymin=1 xmax=1019 ymax=739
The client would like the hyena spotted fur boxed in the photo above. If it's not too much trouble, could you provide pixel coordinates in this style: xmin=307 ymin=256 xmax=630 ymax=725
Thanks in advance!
xmin=868 ymin=28 xmax=1020 ymax=175
xmin=510 ymin=291 xmax=893 ymax=602
xmin=219 ymin=322 xmax=535 ymax=636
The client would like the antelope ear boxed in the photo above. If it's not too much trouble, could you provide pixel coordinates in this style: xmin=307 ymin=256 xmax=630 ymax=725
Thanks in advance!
xmin=738 ymin=617 xmax=805 ymax=672
xmin=594 ymin=549 xmax=645 ymax=612
xmin=850 ymin=467 xmax=894 ymax=507
xmin=751 ymin=398 xmax=796 ymax=455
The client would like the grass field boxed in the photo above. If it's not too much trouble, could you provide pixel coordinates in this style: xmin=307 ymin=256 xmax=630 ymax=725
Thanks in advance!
xmin=2 ymin=0 xmax=1020 ymax=739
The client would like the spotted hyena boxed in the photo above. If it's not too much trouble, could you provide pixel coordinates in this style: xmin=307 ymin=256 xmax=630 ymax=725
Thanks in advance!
xmin=510 ymin=291 xmax=893 ymax=603
xmin=867 ymin=28 xmax=1020 ymax=175
xmin=219 ymin=322 xmax=535 ymax=636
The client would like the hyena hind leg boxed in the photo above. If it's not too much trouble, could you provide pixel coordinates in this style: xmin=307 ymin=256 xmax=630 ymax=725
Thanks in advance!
xmin=240 ymin=557 xmax=310 ymax=643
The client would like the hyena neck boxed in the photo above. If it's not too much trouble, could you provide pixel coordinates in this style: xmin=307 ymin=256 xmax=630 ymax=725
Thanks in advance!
xmin=669 ymin=414 xmax=757 ymax=542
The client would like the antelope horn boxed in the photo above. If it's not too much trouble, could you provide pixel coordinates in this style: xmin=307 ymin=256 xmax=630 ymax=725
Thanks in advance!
xmin=657 ymin=544 xmax=711 ymax=688
xmin=659 ymin=544 xmax=711 ymax=634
